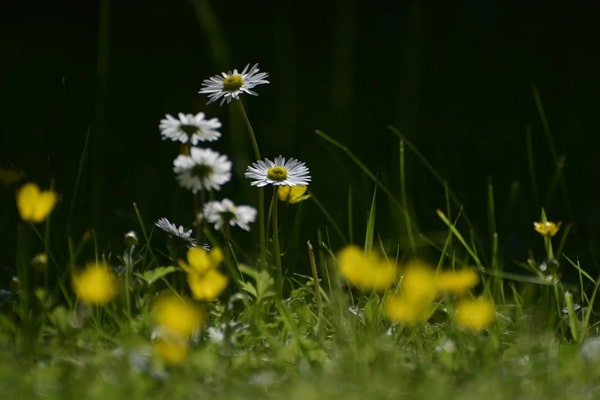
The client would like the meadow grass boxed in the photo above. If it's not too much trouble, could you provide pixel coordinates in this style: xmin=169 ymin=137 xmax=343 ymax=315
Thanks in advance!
xmin=3 ymin=94 xmax=600 ymax=400
xmin=2 ymin=22 xmax=600 ymax=397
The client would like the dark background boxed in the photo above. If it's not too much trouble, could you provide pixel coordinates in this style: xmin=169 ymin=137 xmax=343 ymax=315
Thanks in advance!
xmin=1 ymin=0 xmax=599 ymax=281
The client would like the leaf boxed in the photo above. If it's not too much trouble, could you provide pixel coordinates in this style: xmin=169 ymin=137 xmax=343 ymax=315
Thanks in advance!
xmin=135 ymin=266 xmax=177 ymax=286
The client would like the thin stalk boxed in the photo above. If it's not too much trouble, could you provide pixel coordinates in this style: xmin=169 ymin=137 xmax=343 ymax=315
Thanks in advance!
xmin=237 ymin=101 xmax=266 ymax=267
xmin=272 ymin=188 xmax=283 ymax=298
xmin=307 ymin=241 xmax=323 ymax=325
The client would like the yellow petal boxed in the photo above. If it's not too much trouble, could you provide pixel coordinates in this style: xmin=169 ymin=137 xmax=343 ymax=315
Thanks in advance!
xmin=186 ymin=247 xmax=223 ymax=274
xmin=278 ymin=185 xmax=311 ymax=204
xmin=72 ymin=263 xmax=118 ymax=305
xmin=187 ymin=269 xmax=229 ymax=301
xmin=401 ymin=261 xmax=438 ymax=304
xmin=385 ymin=294 xmax=434 ymax=325
xmin=154 ymin=337 xmax=189 ymax=365
xmin=16 ymin=183 xmax=57 ymax=223
xmin=435 ymin=269 xmax=480 ymax=295
xmin=153 ymin=293 xmax=206 ymax=337
xmin=533 ymin=221 xmax=561 ymax=237
xmin=455 ymin=297 xmax=496 ymax=331
xmin=337 ymin=245 xmax=396 ymax=291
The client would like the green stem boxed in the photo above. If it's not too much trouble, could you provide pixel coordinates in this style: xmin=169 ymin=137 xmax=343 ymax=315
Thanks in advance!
xmin=545 ymin=236 xmax=554 ymax=261
xmin=123 ymin=246 xmax=134 ymax=320
xmin=307 ymin=241 xmax=323 ymax=327
xmin=237 ymin=100 xmax=266 ymax=268
xmin=16 ymin=222 xmax=33 ymax=356
xmin=272 ymin=188 xmax=283 ymax=299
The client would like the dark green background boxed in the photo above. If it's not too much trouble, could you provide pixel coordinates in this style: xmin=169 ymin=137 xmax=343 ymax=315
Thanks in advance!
xmin=2 ymin=0 xmax=599 ymax=281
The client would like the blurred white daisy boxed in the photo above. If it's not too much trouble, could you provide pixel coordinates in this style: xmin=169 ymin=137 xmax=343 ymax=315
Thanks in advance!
xmin=202 ymin=199 xmax=257 ymax=232
xmin=173 ymin=148 xmax=231 ymax=193
xmin=159 ymin=112 xmax=221 ymax=145
xmin=155 ymin=217 xmax=197 ymax=246
xmin=244 ymin=155 xmax=311 ymax=187
xmin=199 ymin=63 xmax=269 ymax=106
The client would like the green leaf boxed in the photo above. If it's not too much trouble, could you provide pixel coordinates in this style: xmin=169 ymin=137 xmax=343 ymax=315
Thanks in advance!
xmin=135 ymin=266 xmax=177 ymax=286
xmin=364 ymin=187 xmax=376 ymax=253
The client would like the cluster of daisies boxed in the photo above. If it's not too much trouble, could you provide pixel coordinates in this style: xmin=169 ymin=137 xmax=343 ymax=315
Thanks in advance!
xmin=155 ymin=63 xmax=312 ymax=245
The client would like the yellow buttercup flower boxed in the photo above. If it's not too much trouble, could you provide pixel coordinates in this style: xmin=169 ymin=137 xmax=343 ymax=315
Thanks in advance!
xmin=154 ymin=336 xmax=189 ymax=365
xmin=187 ymin=268 xmax=229 ymax=301
xmin=16 ymin=183 xmax=57 ymax=223
xmin=455 ymin=297 xmax=496 ymax=331
xmin=178 ymin=247 xmax=228 ymax=301
xmin=435 ymin=268 xmax=480 ymax=296
xmin=385 ymin=293 xmax=435 ymax=326
xmin=337 ymin=245 xmax=396 ymax=291
xmin=278 ymin=185 xmax=311 ymax=204
xmin=179 ymin=247 xmax=224 ymax=275
xmin=153 ymin=293 xmax=206 ymax=337
xmin=72 ymin=262 xmax=118 ymax=305
xmin=400 ymin=261 xmax=438 ymax=304
xmin=533 ymin=221 xmax=561 ymax=237
xmin=384 ymin=261 xmax=439 ymax=325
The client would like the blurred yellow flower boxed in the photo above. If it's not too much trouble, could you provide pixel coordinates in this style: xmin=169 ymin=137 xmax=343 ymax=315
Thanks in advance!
xmin=154 ymin=336 xmax=189 ymax=365
xmin=153 ymin=293 xmax=206 ymax=337
xmin=278 ymin=185 xmax=311 ymax=204
xmin=384 ymin=261 xmax=439 ymax=325
xmin=16 ymin=183 xmax=57 ymax=223
xmin=533 ymin=221 xmax=561 ymax=237
xmin=385 ymin=293 xmax=435 ymax=325
xmin=337 ymin=245 xmax=396 ymax=291
xmin=401 ymin=261 xmax=438 ymax=303
xmin=455 ymin=297 xmax=496 ymax=331
xmin=72 ymin=262 xmax=118 ymax=305
xmin=179 ymin=247 xmax=224 ymax=274
xmin=178 ymin=247 xmax=228 ymax=301
xmin=187 ymin=268 xmax=229 ymax=301
xmin=435 ymin=268 xmax=480 ymax=296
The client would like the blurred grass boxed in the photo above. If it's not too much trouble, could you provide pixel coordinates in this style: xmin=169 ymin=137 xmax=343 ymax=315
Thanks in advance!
xmin=0 ymin=0 xmax=600 ymax=344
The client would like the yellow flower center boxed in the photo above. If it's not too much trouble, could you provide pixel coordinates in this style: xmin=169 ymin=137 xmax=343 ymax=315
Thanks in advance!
xmin=267 ymin=166 xmax=288 ymax=182
xmin=223 ymin=75 xmax=243 ymax=91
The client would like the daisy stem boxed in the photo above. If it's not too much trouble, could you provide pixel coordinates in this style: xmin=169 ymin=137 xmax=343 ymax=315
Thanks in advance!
xmin=272 ymin=188 xmax=283 ymax=299
xmin=237 ymin=100 xmax=266 ymax=268
xmin=236 ymin=100 xmax=261 ymax=161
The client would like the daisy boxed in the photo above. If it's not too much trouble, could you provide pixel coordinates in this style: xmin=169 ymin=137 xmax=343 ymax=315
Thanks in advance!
xmin=173 ymin=147 xmax=231 ymax=193
xmin=199 ymin=63 xmax=269 ymax=106
xmin=155 ymin=217 xmax=197 ymax=246
xmin=159 ymin=112 xmax=221 ymax=145
xmin=202 ymin=198 xmax=257 ymax=232
xmin=244 ymin=155 xmax=311 ymax=187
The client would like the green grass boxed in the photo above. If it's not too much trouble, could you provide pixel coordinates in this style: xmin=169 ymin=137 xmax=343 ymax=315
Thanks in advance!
xmin=2 ymin=8 xmax=600 ymax=395
xmin=3 ymin=113 xmax=600 ymax=398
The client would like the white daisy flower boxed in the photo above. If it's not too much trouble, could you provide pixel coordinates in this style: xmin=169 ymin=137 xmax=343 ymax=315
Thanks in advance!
xmin=159 ymin=112 xmax=221 ymax=145
xmin=199 ymin=63 xmax=269 ymax=106
xmin=244 ymin=155 xmax=311 ymax=187
xmin=155 ymin=217 xmax=197 ymax=246
xmin=173 ymin=147 xmax=232 ymax=193
xmin=202 ymin=199 xmax=257 ymax=232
